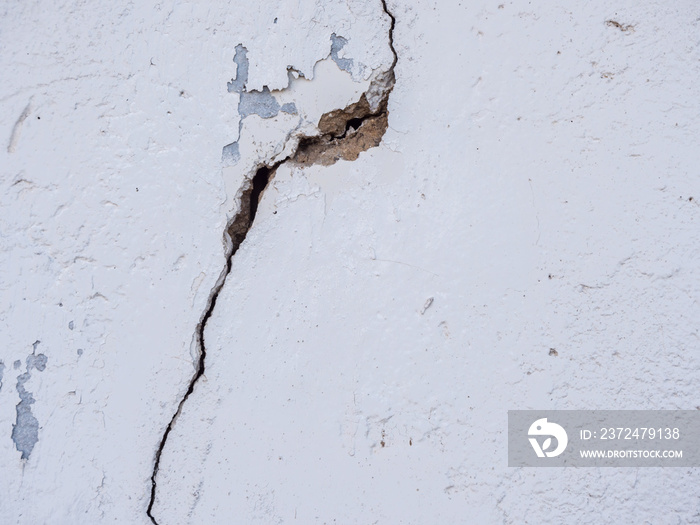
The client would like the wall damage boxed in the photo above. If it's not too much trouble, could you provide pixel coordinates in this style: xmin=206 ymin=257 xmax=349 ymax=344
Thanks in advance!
xmin=11 ymin=348 xmax=48 ymax=460
xmin=147 ymin=2 xmax=398 ymax=522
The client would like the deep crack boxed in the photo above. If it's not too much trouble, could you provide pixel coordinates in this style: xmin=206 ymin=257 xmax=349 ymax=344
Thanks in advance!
xmin=147 ymin=1 xmax=397 ymax=522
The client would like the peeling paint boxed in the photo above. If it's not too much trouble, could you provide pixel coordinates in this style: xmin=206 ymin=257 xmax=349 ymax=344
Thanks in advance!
xmin=280 ymin=102 xmax=297 ymax=115
xmin=222 ymin=141 xmax=241 ymax=165
xmin=227 ymin=44 xmax=249 ymax=94
xmin=229 ymin=44 xmax=282 ymax=120
xmin=330 ymin=33 xmax=353 ymax=73
xmin=12 ymin=352 xmax=48 ymax=460
xmin=238 ymin=87 xmax=281 ymax=119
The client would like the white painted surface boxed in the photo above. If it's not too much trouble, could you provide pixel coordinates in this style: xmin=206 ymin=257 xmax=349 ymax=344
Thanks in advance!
xmin=2 ymin=0 xmax=700 ymax=523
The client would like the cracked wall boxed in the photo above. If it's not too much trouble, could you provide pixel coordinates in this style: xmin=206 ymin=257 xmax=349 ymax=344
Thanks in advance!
xmin=2 ymin=0 xmax=700 ymax=524
xmin=148 ymin=2 xmax=397 ymax=522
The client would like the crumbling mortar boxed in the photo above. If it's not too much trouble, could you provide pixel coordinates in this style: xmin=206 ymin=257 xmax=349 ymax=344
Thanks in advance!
xmin=147 ymin=2 xmax=397 ymax=522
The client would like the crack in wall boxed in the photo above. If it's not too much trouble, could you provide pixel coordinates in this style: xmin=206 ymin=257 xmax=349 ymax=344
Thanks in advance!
xmin=147 ymin=1 xmax=397 ymax=522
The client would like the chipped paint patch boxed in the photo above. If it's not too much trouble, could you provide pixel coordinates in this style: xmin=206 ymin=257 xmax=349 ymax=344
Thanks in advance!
xmin=12 ymin=352 xmax=48 ymax=460
xmin=238 ymin=87 xmax=281 ymax=119
xmin=280 ymin=102 xmax=297 ymax=115
xmin=227 ymin=45 xmax=249 ymax=94
xmin=330 ymin=33 xmax=353 ymax=73
xmin=222 ymin=141 xmax=241 ymax=165
xmin=228 ymin=44 xmax=283 ymax=120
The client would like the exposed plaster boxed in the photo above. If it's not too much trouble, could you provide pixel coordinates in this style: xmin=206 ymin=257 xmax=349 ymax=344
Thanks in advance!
xmin=147 ymin=1 xmax=398 ymax=522
xmin=330 ymin=33 xmax=353 ymax=73
xmin=11 ymin=346 xmax=48 ymax=460
xmin=227 ymin=45 xmax=249 ymax=94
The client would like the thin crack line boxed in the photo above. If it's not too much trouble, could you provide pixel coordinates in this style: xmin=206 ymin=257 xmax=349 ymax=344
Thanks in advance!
xmin=147 ymin=2 xmax=397 ymax=522
xmin=381 ymin=0 xmax=398 ymax=71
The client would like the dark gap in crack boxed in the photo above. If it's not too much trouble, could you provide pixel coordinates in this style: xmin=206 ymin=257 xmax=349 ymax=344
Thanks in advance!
xmin=381 ymin=0 xmax=398 ymax=71
xmin=346 ymin=117 xmax=363 ymax=133
xmin=249 ymin=167 xmax=272 ymax=225
xmin=147 ymin=1 xmax=398 ymax=523
xmin=228 ymin=160 xmax=288 ymax=250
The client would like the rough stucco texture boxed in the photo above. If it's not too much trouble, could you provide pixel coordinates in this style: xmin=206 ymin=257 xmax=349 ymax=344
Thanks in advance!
xmin=2 ymin=0 xmax=700 ymax=524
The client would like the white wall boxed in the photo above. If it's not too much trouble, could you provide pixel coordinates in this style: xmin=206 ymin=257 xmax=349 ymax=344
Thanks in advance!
xmin=1 ymin=1 xmax=699 ymax=523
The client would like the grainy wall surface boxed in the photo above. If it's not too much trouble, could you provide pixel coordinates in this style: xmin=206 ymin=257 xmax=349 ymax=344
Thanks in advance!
xmin=1 ymin=1 xmax=699 ymax=523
